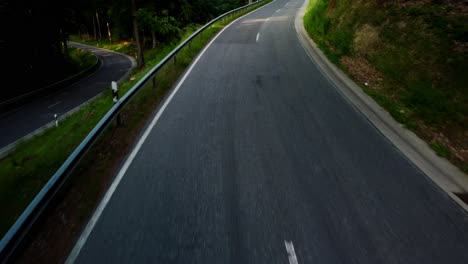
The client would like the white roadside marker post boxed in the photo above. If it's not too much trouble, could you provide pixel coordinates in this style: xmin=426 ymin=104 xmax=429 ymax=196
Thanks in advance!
xmin=111 ymin=81 xmax=122 ymax=125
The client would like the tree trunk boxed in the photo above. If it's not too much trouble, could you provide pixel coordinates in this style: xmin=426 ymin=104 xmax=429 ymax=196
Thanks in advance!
xmin=63 ymin=40 xmax=69 ymax=58
xmin=96 ymin=10 xmax=102 ymax=42
xmin=151 ymin=31 xmax=156 ymax=49
xmin=107 ymin=22 xmax=112 ymax=43
xmin=131 ymin=0 xmax=145 ymax=68
xmin=61 ymin=28 xmax=69 ymax=59
xmin=92 ymin=16 xmax=97 ymax=40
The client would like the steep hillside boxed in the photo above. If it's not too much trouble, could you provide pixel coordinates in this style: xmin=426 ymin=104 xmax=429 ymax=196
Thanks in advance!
xmin=304 ymin=0 xmax=468 ymax=172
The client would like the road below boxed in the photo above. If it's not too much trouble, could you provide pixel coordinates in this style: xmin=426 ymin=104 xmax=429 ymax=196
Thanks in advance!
xmin=0 ymin=42 xmax=134 ymax=150
xmin=72 ymin=0 xmax=468 ymax=263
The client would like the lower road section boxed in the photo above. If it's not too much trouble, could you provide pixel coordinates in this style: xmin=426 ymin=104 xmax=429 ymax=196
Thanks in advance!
xmin=0 ymin=42 xmax=134 ymax=150
xmin=72 ymin=0 xmax=468 ymax=263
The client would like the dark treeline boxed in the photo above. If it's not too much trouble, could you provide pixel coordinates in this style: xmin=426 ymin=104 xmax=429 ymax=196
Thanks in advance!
xmin=0 ymin=0 xmax=249 ymax=104
xmin=74 ymin=0 xmax=248 ymax=41
xmin=1 ymin=0 xmax=73 ymax=103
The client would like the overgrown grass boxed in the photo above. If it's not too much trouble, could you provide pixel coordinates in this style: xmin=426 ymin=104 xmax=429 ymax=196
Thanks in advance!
xmin=304 ymin=0 xmax=468 ymax=173
xmin=0 ymin=0 xmax=270 ymax=239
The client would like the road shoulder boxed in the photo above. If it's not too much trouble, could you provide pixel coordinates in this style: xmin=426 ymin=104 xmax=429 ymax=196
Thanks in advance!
xmin=294 ymin=0 xmax=468 ymax=211
xmin=0 ymin=43 xmax=136 ymax=158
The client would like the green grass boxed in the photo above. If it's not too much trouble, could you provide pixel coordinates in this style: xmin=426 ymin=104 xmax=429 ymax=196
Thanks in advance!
xmin=431 ymin=142 xmax=451 ymax=158
xmin=69 ymin=36 xmax=137 ymax=55
xmin=0 ymin=96 xmax=111 ymax=235
xmin=38 ymin=47 xmax=96 ymax=86
xmin=0 ymin=0 xmax=271 ymax=238
xmin=304 ymin=0 xmax=468 ymax=171
xmin=68 ymin=47 xmax=96 ymax=72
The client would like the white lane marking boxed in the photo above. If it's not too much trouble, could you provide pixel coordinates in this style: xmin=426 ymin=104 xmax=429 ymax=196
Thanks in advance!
xmin=276 ymin=8 xmax=281 ymax=12
xmin=47 ymin=101 xmax=62 ymax=109
xmin=65 ymin=1 xmax=277 ymax=263
xmin=256 ymin=33 xmax=260 ymax=42
xmin=285 ymin=240 xmax=299 ymax=264
xmin=265 ymin=17 xmax=270 ymax=22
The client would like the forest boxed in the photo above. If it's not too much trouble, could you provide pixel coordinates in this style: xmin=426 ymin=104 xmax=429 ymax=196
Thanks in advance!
xmin=0 ymin=0 xmax=249 ymax=103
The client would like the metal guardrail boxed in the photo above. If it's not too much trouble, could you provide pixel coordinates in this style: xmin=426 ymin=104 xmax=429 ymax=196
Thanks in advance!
xmin=0 ymin=0 xmax=265 ymax=261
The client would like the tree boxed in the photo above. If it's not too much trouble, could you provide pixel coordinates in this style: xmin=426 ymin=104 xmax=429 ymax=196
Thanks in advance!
xmin=156 ymin=10 xmax=180 ymax=44
xmin=131 ymin=0 xmax=144 ymax=68
xmin=1 ymin=0 xmax=76 ymax=103
xmin=136 ymin=8 xmax=154 ymax=47
xmin=137 ymin=8 xmax=180 ymax=49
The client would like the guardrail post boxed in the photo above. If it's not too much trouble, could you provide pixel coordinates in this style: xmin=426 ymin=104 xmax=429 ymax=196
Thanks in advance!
xmin=111 ymin=81 xmax=122 ymax=125
xmin=54 ymin=114 xmax=58 ymax=127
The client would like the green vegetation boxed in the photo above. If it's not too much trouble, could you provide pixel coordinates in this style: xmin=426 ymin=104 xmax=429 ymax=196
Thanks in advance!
xmin=431 ymin=142 xmax=451 ymax=158
xmin=304 ymin=0 xmax=468 ymax=172
xmin=0 ymin=0 xmax=270 ymax=239
xmin=37 ymin=47 xmax=98 ymax=85
xmin=68 ymin=47 xmax=97 ymax=72
xmin=2 ymin=0 xmax=251 ymax=103
xmin=69 ymin=36 xmax=137 ymax=55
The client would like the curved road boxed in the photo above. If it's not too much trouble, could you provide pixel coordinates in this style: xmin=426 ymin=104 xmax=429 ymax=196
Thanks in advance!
xmin=72 ymin=0 xmax=468 ymax=263
xmin=0 ymin=42 xmax=134 ymax=149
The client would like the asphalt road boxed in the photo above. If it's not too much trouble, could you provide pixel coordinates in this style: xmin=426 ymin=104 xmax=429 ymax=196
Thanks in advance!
xmin=73 ymin=0 xmax=468 ymax=263
xmin=0 ymin=42 xmax=134 ymax=149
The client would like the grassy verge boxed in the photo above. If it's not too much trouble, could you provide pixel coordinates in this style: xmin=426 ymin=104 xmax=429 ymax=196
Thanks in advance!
xmin=68 ymin=47 xmax=97 ymax=72
xmin=69 ymin=36 xmax=137 ymax=55
xmin=0 ymin=25 xmax=214 ymax=237
xmin=39 ymin=47 xmax=97 ymax=85
xmin=0 ymin=1 xmax=271 ymax=257
xmin=304 ymin=0 xmax=468 ymax=173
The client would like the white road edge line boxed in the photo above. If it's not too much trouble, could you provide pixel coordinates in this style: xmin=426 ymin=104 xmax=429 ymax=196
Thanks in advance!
xmin=256 ymin=32 xmax=260 ymax=42
xmin=295 ymin=0 xmax=468 ymax=211
xmin=47 ymin=101 xmax=62 ymax=109
xmin=65 ymin=1 xmax=277 ymax=263
xmin=285 ymin=240 xmax=299 ymax=264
